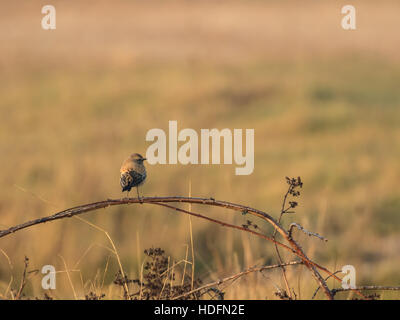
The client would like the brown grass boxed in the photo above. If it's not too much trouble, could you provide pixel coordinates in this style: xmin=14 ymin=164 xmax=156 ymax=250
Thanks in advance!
xmin=0 ymin=0 xmax=400 ymax=299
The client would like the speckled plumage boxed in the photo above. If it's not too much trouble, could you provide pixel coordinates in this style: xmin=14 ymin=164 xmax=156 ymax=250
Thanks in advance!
xmin=120 ymin=153 xmax=147 ymax=196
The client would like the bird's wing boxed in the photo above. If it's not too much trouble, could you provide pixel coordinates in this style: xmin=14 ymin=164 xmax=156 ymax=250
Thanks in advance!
xmin=128 ymin=170 xmax=146 ymax=186
xmin=120 ymin=170 xmax=146 ymax=191
xmin=120 ymin=172 xmax=133 ymax=191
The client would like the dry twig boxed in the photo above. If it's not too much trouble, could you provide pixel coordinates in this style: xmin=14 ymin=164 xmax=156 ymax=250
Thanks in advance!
xmin=0 ymin=196 xmax=335 ymax=299
xmin=172 ymin=260 xmax=304 ymax=300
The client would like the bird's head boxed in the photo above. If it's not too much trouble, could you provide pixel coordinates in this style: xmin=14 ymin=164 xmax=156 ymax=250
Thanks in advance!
xmin=130 ymin=153 xmax=147 ymax=164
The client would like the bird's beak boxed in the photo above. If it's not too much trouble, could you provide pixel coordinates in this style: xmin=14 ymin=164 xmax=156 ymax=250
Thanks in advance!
xmin=143 ymin=158 xmax=147 ymax=161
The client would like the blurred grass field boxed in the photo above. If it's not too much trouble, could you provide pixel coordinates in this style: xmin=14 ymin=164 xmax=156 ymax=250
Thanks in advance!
xmin=0 ymin=0 xmax=400 ymax=299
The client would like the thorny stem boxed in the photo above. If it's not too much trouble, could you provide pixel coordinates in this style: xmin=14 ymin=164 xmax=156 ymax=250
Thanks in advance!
xmin=0 ymin=196 xmax=337 ymax=299
xmin=272 ymin=184 xmax=294 ymax=299
xmin=332 ymin=286 xmax=400 ymax=297
xmin=15 ymin=256 xmax=29 ymax=300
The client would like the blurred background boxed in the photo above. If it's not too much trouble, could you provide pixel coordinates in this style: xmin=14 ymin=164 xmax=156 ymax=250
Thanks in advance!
xmin=0 ymin=0 xmax=399 ymax=299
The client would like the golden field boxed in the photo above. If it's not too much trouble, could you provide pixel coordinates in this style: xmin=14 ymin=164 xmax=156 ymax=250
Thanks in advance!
xmin=0 ymin=0 xmax=399 ymax=299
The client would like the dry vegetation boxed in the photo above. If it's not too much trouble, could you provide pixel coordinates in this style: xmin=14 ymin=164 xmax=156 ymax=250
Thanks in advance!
xmin=0 ymin=0 xmax=400 ymax=299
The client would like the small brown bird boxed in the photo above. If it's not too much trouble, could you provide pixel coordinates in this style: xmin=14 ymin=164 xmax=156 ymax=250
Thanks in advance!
xmin=120 ymin=153 xmax=147 ymax=200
